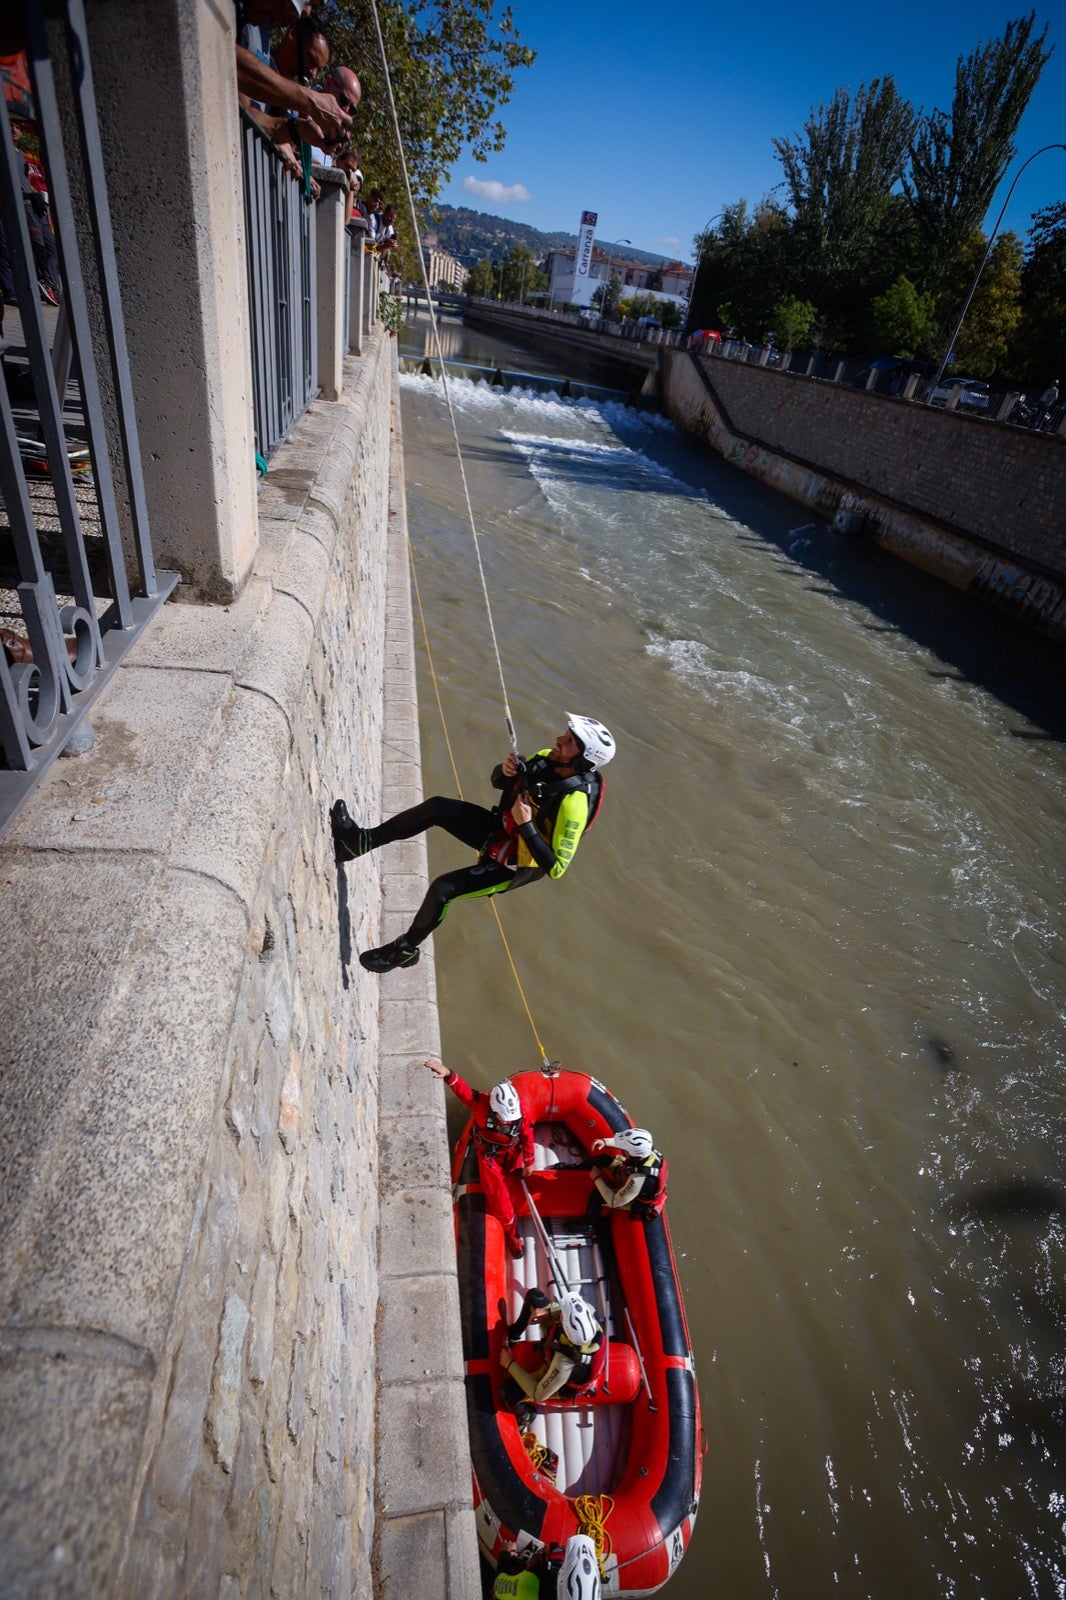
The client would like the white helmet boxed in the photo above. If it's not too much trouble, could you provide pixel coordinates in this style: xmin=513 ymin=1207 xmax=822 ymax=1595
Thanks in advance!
xmin=608 ymin=1128 xmax=654 ymax=1161
xmin=489 ymin=1080 xmax=521 ymax=1124
xmin=560 ymin=1292 xmax=599 ymax=1347
xmin=559 ymin=1534 xmax=601 ymax=1599
xmin=566 ymin=713 xmax=615 ymax=768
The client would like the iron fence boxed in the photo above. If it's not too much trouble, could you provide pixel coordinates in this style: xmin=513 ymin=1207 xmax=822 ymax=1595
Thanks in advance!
xmin=240 ymin=114 xmax=317 ymax=462
xmin=1 ymin=0 xmax=176 ymax=833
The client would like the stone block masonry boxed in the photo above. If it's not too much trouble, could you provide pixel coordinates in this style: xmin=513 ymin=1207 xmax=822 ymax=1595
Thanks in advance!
xmin=0 ymin=334 xmax=477 ymax=1597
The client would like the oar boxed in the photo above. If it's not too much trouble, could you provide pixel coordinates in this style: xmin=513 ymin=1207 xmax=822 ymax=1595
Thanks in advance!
xmin=624 ymin=1306 xmax=656 ymax=1412
xmin=520 ymin=1179 xmax=572 ymax=1296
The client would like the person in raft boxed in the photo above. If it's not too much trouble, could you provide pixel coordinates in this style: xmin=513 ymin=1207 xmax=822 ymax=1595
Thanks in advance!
xmin=424 ymin=1056 xmax=533 ymax=1258
xmin=500 ymin=1289 xmax=606 ymax=1422
xmin=330 ymin=713 xmax=615 ymax=973
xmin=493 ymin=1533 xmax=601 ymax=1599
xmin=587 ymin=1128 xmax=668 ymax=1220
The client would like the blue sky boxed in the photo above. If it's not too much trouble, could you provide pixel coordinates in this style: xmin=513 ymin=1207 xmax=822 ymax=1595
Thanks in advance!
xmin=436 ymin=0 xmax=1066 ymax=262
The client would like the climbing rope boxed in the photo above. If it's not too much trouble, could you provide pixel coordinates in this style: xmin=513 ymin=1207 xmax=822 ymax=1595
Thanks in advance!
xmin=573 ymin=1494 xmax=614 ymax=1578
xmin=367 ymin=0 xmax=518 ymax=758
xmin=396 ymin=428 xmax=550 ymax=1075
xmin=368 ymin=0 xmax=556 ymax=1067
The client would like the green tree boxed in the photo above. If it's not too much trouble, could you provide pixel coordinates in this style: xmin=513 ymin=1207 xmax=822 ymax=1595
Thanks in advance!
xmin=591 ymin=271 xmax=622 ymax=319
xmin=465 ymin=256 xmax=497 ymax=297
xmin=940 ymin=230 xmax=1024 ymax=376
xmin=499 ymin=243 xmax=545 ymax=302
xmin=773 ymin=77 xmax=917 ymax=315
xmin=688 ymin=198 xmax=792 ymax=338
xmin=770 ymin=294 xmax=817 ymax=349
xmin=324 ymin=0 xmax=535 ymax=217
xmin=868 ymin=275 xmax=938 ymax=358
xmin=907 ymin=12 xmax=1051 ymax=292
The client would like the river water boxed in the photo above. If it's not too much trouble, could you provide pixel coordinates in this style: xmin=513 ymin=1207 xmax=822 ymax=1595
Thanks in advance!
xmin=396 ymin=310 xmax=1066 ymax=1599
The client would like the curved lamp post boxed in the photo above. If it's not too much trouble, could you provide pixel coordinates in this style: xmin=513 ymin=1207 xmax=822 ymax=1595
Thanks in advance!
xmin=933 ymin=142 xmax=1066 ymax=388
xmin=685 ymin=213 xmax=725 ymax=333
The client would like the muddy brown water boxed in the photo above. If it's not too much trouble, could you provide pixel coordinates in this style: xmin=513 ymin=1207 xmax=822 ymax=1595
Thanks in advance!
xmin=395 ymin=312 xmax=1066 ymax=1599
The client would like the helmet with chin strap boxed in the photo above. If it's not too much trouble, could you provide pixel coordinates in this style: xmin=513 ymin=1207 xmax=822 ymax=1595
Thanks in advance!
xmin=558 ymin=1534 xmax=601 ymax=1599
xmin=489 ymin=1079 xmax=521 ymax=1124
xmin=566 ymin=713 xmax=615 ymax=769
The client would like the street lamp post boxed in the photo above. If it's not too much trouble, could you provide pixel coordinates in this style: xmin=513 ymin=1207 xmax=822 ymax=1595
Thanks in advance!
xmin=933 ymin=143 xmax=1066 ymax=389
xmin=685 ymin=213 xmax=725 ymax=334
xmin=598 ymin=237 xmax=630 ymax=318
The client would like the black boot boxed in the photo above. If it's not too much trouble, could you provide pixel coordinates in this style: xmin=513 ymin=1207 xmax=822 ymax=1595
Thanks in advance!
xmin=359 ymin=937 xmax=420 ymax=974
xmin=331 ymin=799 xmax=377 ymax=863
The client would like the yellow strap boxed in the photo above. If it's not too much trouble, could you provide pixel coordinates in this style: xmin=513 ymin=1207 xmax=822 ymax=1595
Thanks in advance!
xmin=403 ymin=481 xmax=551 ymax=1069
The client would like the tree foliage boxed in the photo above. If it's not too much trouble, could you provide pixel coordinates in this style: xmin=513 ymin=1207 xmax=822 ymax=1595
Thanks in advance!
xmin=1010 ymin=202 xmax=1066 ymax=384
xmin=867 ymin=275 xmax=938 ymax=359
xmin=771 ymin=295 xmax=817 ymax=349
xmin=773 ymin=78 xmax=917 ymax=299
xmin=499 ymin=243 xmax=546 ymax=301
xmin=322 ymin=0 xmax=534 ymax=215
xmin=940 ymin=230 xmax=1024 ymax=375
xmin=907 ymin=11 xmax=1051 ymax=290
xmin=465 ymin=256 xmax=497 ymax=296
xmin=684 ymin=12 xmax=1052 ymax=371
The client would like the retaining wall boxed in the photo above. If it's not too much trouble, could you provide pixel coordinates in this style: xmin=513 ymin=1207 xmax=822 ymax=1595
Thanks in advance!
xmin=0 ymin=334 xmax=475 ymax=1598
xmin=660 ymin=350 xmax=1066 ymax=642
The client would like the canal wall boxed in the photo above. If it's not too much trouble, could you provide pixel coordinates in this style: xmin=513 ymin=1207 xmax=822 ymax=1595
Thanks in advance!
xmin=456 ymin=304 xmax=1066 ymax=644
xmin=0 ymin=336 xmax=477 ymax=1598
xmin=659 ymin=350 xmax=1066 ymax=643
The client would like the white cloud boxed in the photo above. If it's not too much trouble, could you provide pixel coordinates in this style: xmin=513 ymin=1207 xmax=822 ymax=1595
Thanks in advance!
xmin=658 ymin=235 xmax=681 ymax=249
xmin=462 ymin=176 xmax=532 ymax=205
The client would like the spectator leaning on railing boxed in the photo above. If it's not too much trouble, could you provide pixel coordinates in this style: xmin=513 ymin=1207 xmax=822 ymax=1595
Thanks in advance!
xmin=235 ymin=0 xmax=351 ymax=175
xmin=306 ymin=65 xmax=361 ymax=167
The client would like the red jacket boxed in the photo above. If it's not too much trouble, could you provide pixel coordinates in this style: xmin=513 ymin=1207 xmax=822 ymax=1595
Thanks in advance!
xmin=444 ymin=1070 xmax=534 ymax=1174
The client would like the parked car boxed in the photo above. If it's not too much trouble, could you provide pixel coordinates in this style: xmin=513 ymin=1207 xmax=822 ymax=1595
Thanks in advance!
xmin=927 ymin=376 xmax=991 ymax=412
xmin=636 ymin=316 xmax=662 ymax=328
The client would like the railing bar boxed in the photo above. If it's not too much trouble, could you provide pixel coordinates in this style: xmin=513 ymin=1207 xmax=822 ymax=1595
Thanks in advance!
xmin=28 ymin=5 xmax=136 ymax=624
xmin=51 ymin=0 xmax=157 ymax=597
xmin=0 ymin=91 xmax=100 ymax=634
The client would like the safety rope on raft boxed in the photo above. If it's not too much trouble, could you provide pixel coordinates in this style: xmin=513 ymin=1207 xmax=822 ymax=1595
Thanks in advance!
xmin=573 ymin=1494 xmax=614 ymax=1579
xmin=367 ymin=0 xmax=557 ymax=1068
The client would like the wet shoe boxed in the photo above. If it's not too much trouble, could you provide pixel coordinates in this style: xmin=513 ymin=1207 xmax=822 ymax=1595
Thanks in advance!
xmin=359 ymin=938 xmax=420 ymax=974
xmin=331 ymin=799 xmax=375 ymax=862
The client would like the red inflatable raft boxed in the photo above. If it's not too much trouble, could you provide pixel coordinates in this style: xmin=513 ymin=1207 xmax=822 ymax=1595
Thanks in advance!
xmin=453 ymin=1067 xmax=703 ymax=1595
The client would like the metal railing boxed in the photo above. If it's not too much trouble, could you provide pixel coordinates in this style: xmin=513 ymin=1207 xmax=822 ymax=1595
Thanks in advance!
xmin=1 ymin=1 xmax=176 ymax=832
xmin=240 ymin=114 xmax=317 ymax=461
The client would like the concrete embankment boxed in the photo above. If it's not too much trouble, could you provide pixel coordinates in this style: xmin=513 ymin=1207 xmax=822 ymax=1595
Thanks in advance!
xmin=0 ymin=335 xmax=477 ymax=1597
xmin=658 ymin=349 xmax=1066 ymax=645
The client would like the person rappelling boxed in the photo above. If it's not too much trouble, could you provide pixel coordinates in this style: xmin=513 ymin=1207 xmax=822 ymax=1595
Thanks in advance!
xmin=331 ymin=713 xmax=615 ymax=973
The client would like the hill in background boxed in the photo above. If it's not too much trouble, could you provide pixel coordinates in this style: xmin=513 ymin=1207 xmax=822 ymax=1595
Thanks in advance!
xmin=417 ymin=204 xmax=686 ymax=268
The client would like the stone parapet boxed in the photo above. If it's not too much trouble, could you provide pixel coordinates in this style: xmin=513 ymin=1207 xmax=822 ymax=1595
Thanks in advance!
xmin=0 ymin=330 xmax=483 ymax=1598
